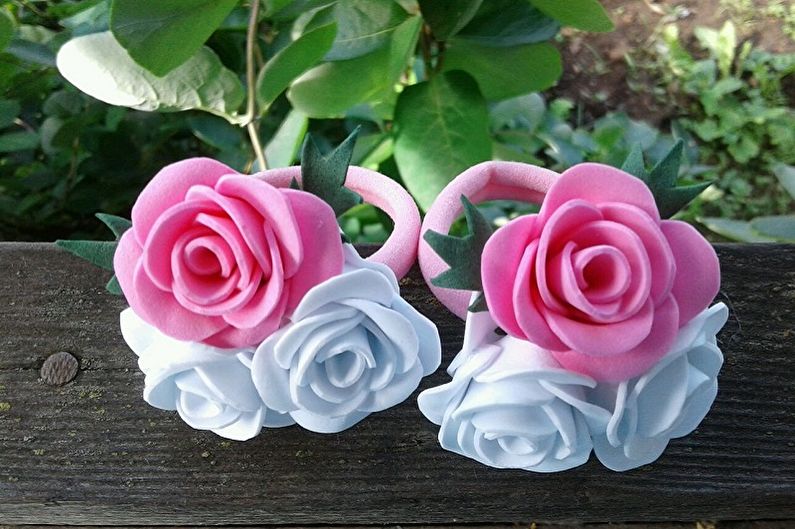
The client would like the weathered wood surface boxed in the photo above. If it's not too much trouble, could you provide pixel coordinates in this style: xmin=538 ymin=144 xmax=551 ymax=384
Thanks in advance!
xmin=0 ymin=243 xmax=793 ymax=526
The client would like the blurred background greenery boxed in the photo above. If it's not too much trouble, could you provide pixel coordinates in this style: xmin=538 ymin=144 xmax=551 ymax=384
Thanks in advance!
xmin=0 ymin=0 xmax=793 ymax=242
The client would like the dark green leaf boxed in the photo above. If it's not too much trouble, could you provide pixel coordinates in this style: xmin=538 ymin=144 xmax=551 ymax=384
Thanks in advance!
xmin=528 ymin=0 xmax=613 ymax=32
xmin=326 ymin=0 xmax=409 ymax=60
xmin=457 ymin=0 xmax=558 ymax=46
xmin=419 ymin=0 xmax=482 ymax=41
xmin=423 ymin=196 xmax=493 ymax=293
xmin=620 ymin=143 xmax=648 ymax=180
xmin=0 ymin=9 xmax=15 ymax=51
xmin=0 ymin=131 xmax=39 ymax=152
xmin=468 ymin=291 xmax=489 ymax=312
xmin=5 ymin=38 xmax=55 ymax=66
xmin=443 ymin=40 xmax=562 ymax=100
xmin=394 ymin=71 xmax=491 ymax=210
xmin=95 ymin=213 xmax=131 ymax=239
xmin=56 ymin=240 xmax=117 ymax=271
xmin=257 ymin=22 xmax=337 ymax=108
xmin=264 ymin=110 xmax=309 ymax=168
xmin=301 ymin=128 xmax=363 ymax=216
xmin=110 ymin=0 xmax=239 ymax=76
xmin=0 ymin=99 xmax=20 ymax=128
xmin=106 ymin=275 xmax=123 ymax=295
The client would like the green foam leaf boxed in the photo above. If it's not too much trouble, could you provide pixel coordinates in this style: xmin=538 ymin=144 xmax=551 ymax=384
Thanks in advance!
xmin=55 ymin=240 xmax=117 ymax=271
xmin=300 ymin=127 xmax=363 ymax=217
xmin=95 ymin=213 xmax=132 ymax=239
xmin=423 ymin=196 xmax=493 ymax=301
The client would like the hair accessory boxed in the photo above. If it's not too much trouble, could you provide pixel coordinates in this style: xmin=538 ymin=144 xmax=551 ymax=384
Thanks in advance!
xmin=418 ymin=145 xmax=727 ymax=471
xmin=60 ymin=132 xmax=441 ymax=440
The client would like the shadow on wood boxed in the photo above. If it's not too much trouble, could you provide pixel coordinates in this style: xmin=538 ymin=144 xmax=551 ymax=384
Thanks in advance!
xmin=0 ymin=243 xmax=793 ymax=525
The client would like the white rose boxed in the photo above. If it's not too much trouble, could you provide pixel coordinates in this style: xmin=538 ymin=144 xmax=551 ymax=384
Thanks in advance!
xmin=121 ymin=309 xmax=293 ymax=441
xmin=251 ymin=245 xmax=441 ymax=433
xmin=588 ymin=303 xmax=729 ymax=471
xmin=418 ymin=308 xmax=609 ymax=472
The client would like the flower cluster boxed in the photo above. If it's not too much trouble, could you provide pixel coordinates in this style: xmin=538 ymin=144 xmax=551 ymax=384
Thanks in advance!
xmin=117 ymin=159 xmax=440 ymax=440
xmin=420 ymin=163 xmax=726 ymax=471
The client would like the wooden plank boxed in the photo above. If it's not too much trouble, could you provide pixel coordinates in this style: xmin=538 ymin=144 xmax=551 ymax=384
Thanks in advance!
xmin=0 ymin=243 xmax=793 ymax=525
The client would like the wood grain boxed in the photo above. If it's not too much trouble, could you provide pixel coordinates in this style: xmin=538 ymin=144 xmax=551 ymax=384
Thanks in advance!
xmin=0 ymin=243 xmax=793 ymax=525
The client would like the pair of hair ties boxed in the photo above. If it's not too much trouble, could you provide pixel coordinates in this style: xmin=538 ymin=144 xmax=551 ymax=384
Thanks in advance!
xmin=107 ymin=154 xmax=724 ymax=473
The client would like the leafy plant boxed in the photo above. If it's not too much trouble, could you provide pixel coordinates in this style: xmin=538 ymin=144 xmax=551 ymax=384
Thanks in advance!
xmin=658 ymin=21 xmax=795 ymax=230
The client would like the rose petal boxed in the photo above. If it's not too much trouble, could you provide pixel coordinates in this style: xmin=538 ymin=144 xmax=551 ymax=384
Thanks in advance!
xmin=540 ymin=163 xmax=660 ymax=223
xmin=482 ymin=214 xmax=539 ymax=339
xmin=661 ymin=220 xmax=720 ymax=326
xmin=553 ymin=295 xmax=679 ymax=381
xmin=132 ymin=158 xmax=237 ymax=245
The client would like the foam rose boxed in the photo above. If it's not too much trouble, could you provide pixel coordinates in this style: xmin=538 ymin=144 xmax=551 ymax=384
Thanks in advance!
xmin=114 ymin=158 xmax=343 ymax=348
xmin=482 ymin=163 xmax=720 ymax=381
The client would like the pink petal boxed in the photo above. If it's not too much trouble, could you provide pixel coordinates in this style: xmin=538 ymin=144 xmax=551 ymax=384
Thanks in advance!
xmin=661 ymin=220 xmax=720 ymax=326
xmin=543 ymin=298 xmax=655 ymax=357
xmin=205 ymin=295 xmax=288 ymax=349
xmin=482 ymin=214 xmax=538 ymax=339
xmin=513 ymin=240 xmax=567 ymax=350
xmin=540 ymin=163 xmax=660 ymax=223
xmin=281 ymin=189 xmax=344 ymax=313
xmin=132 ymin=158 xmax=238 ymax=245
xmin=215 ymin=175 xmax=304 ymax=277
xmin=600 ymin=202 xmax=675 ymax=304
xmin=552 ymin=295 xmax=679 ymax=382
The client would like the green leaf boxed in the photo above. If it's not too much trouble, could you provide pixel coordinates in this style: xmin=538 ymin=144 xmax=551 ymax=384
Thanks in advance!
xmin=0 ymin=9 xmax=15 ymax=52
xmin=264 ymin=110 xmax=309 ymax=169
xmin=288 ymin=16 xmax=421 ymax=118
xmin=95 ymin=213 xmax=131 ymax=239
xmin=110 ymin=0 xmax=238 ymax=76
xmin=57 ymin=32 xmax=244 ymax=123
xmin=300 ymin=128 xmax=363 ymax=216
xmin=750 ymin=215 xmax=795 ymax=242
xmin=257 ymin=22 xmax=337 ymax=109
xmin=528 ymin=0 xmax=613 ymax=32
xmin=394 ymin=70 xmax=491 ymax=210
xmin=0 ymin=99 xmax=20 ymax=128
xmin=773 ymin=164 xmax=795 ymax=200
xmin=699 ymin=217 xmax=777 ymax=243
xmin=187 ymin=113 xmax=245 ymax=151
xmin=621 ymin=140 xmax=710 ymax=218
xmin=5 ymin=38 xmax=55 ymax=66
xmin=0 ymin=131 xmax=39 ymax=152
xmin=456 ymin=0 xmax=558 ymax=46
xmin=443 ymin=40 xmax=561 ymax=100
xmin=55 ymin=240 xmax=117 ymax=271
xmin=326 ymin=0 xmax=409 ymax=60
xmin=61 ymin=0 xmax=110 ymax=36
xmin=106 ymin=275 xmax=123 ymax=295
xmin=423 ymin=196 xmax=493 ymax=295
xmin=419 ymin=0 xmax=482 ymax=41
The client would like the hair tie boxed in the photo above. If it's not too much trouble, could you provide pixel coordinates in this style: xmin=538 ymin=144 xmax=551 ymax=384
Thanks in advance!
xmin=52 ymin=133 xmax=443 ymax=440
xmin=257 ymin=165 xmax=419 ymax=280
xmin=418 ymin=156 xmax=726 ymax=472
xmin=419 ymin=161 xmax=558 ymax=318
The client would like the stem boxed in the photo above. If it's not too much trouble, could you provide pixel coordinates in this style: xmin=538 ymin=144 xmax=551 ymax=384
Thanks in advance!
xmin=244 ymin=0 xmax=267 ymax=170
xmin=420 ymin=24 xmax=434 ymax=79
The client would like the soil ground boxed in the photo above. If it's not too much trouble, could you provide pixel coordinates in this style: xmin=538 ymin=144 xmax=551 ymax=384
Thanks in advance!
xmin=551 ymin=0 xmax=795 ymax=126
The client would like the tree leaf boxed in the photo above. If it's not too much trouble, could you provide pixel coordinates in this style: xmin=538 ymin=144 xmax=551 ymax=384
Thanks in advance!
xmin=0 ymin=131 xmax=39 ymax=152
xmin=394 ymin=70 xmax=491 ymax=210
xmin=750 ymin=215 xmax=795 ymax=243
xmin=264 ymin=110 xmax=309 ymax=168
xmin=55 ymin=240 xmax=117 ymax=271
xmin=456 ymin=0 xmax=558 ymax=46
xmin=528 ymin=0 xmax=613 ymax=32
xmin=699 ymin=217 xmax=777 ymax=243
xmin=423 ymin=195 xmax=493 ymax=296
xmin=326 ymin=0 xmax=409 ymax=60
xmin=256 ymin=22 xmax=337 ymax=109
xmin=300 ymin=128 xmax=363 ymax=216
xmin=110 ymin=0 xmax=238 ymax=76
xmin=288 ymin=16 xmax=420 ymax=118
xmin=419 ymin=0 xmax=482 ymax=41
xmin=0 ymin=9 xmax=15 ymax=52
xmin=57 ymin=32 xmax=244 ymax=123
xmin=773 ymin=164 xmax=795 ymax=200
xmin=443 ymin=40 xmax=561 ymax=100
xmin=0 ymin=99 xmax=20 ymax=128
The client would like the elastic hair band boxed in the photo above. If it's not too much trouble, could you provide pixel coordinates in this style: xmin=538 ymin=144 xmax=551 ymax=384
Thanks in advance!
xmin=257 ymin=166 xmax=420 ymax=280
xmin=419 ymin=161 xmax=558 ymax=318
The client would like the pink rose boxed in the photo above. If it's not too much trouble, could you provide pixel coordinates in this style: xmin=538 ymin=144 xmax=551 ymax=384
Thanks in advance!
xmin=114 ymin=158 xmax=344 ymax=349
xmin=481 ymin=163 xmax=719 ymax=382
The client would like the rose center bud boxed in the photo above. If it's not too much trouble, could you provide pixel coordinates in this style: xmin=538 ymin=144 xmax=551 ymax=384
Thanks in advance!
xmin=324 ymin=350 xmax=368 ymax=388
xmin=495 ymin=435 xmax=539 ymax=455
xmin=573 ymin=245 xmax=631 ymax=304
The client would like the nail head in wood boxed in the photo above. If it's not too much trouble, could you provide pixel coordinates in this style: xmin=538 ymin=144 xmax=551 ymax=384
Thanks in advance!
xmin=40 ymin=351 xmax=79 ymax=386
